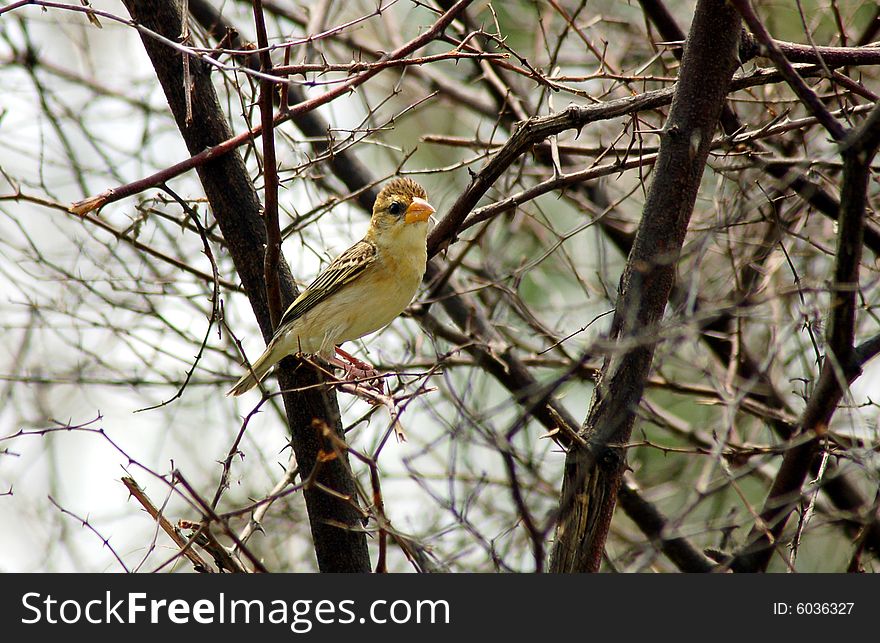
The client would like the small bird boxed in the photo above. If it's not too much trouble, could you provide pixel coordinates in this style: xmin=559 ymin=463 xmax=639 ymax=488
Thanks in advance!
xmin=227 ymin=178 xmax=435 ymax=396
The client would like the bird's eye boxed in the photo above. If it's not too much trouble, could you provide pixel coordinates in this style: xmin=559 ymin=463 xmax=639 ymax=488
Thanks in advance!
xmin=388 ymin=201 xmax=402 ymax=215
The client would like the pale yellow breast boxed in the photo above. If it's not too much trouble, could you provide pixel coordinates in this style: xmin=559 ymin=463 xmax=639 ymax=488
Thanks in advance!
xmin=287 ymin=221 xmax=427 ymax=355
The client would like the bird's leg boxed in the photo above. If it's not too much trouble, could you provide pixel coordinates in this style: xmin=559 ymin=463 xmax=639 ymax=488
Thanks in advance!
xmin=334 ymin=346 xmax=375 ymax=372
xmin=330 ymin=346 xmax=384 ymax=392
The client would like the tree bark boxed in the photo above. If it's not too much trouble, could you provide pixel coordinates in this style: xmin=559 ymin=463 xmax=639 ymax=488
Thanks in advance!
xmin=549 ymin=1 xmax=741 ymax=572
xmin=121 ymin=0 xmax=369 ymax=572
xmin=729 ymin=104 xmax=880 ymax=572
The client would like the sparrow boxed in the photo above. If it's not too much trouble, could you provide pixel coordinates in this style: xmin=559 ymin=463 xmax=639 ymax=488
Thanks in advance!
xmin=227 ymin=177 xmax=435 ymax=396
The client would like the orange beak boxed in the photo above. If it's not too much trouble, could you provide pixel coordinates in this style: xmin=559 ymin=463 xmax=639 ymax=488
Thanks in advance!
xmin=405 ymin=197 xmax=435 ymax=224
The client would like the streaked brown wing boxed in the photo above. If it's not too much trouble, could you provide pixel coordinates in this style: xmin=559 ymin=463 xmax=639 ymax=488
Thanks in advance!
xmin=278 ymin=239 xmax=377 ymax=327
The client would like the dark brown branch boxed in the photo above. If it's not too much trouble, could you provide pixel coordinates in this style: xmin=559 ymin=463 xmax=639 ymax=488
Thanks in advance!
xmin=730 ymin=104 xmax=880 ymax=572
xmin=549 ymin=0 xmax=742 ymax=573
xmin=71 ymin=0 xmax=475 ymax=216
xmin=198 ymin=0 xmax=722 ymax=572
xmin=640 ymin=0 xmax=880 ymax=259
xmin=732 ymin=0 xmax=847 ymax=142
xmin=616 ymin=481 xmax=715 ymax=573
xmin=173 ymin=470 xmax=268 ymax=573
xmin=119 ymin=0 xmax=369 ymax=572
xmin=272 ymin=50 xmax=506 ymax=75
xmin=418 ymin=267 xmax=585 ymax=444
xmin=640 ymin=0 xmax=880 ymax=556
xmin=252 ymin=0 xmax=282 ymax=326
xmin=122 ymin=476 xmax=215 ymax=573
xmin=640 ymin=1 xmax=880 ymax=69
xmin=186 ymin=0 xmax=381 ymax=214
xmin=739 ymin=32 xmax=880 ymax=67
xmin=425 ymin=61 xmax=856 ymax=259
xmin=427 ymin=88 xmax=676 ymax=258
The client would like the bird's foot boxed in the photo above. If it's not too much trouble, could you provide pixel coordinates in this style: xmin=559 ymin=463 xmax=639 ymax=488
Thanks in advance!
xmin=334 ymin=346 xmax=375 ymax=372
xmin=330 ymin=347 xmax=385 ymax=393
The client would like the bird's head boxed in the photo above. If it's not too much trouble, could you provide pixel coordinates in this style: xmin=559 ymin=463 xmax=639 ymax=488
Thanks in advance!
xmin=370 ymin=178 xmax=435 ymax=234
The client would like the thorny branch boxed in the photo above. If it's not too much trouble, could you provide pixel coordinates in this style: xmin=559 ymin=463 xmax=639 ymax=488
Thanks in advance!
xmin=2 ymin=0 xmax=879 ymax=574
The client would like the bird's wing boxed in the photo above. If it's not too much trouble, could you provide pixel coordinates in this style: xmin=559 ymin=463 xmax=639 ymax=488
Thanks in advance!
xmin=278 ymin=239 xmax=378 ymax=327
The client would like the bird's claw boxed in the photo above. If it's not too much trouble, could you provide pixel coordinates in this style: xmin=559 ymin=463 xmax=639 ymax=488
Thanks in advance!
xmin=330 ymin=348 xmax=385 ymax=394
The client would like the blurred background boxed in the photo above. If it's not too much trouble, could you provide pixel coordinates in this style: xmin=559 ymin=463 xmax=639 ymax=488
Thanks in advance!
xmin=0 ymin=0 xmax=878 ymax=572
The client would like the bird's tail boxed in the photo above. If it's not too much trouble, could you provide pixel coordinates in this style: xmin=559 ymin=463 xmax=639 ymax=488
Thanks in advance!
xmin=226 ymin=337 xmax=287 ymax=397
